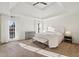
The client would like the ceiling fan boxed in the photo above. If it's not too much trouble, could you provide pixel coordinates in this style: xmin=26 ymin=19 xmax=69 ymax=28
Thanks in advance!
xmin=33 ymin=2 xmax=47 ymax=6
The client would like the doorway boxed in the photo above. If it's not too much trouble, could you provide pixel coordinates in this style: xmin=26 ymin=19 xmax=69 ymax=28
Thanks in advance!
xmin=8 ymin=20 xmax=15 ymax=40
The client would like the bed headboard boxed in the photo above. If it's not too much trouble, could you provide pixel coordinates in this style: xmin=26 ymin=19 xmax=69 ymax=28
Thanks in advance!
xmin=47 ymin=26 xmax=64 ymax=33
xmin=52 ymin=25 xmax=64 ymax=33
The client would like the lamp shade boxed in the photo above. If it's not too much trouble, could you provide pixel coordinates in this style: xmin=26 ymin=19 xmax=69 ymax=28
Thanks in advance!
xmin=64 ymin=31 xmax=72 ymax=36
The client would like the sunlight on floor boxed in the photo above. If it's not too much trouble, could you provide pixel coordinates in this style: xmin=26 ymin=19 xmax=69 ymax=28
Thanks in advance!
xmin=18 ymin=43 xmax=67 ymax=57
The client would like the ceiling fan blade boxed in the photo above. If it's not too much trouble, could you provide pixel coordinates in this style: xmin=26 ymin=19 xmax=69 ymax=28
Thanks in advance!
xmin=40 ymin=2 xmax=47 ymax=5
xmin=33 ymin=2 xmax=39 ymax=6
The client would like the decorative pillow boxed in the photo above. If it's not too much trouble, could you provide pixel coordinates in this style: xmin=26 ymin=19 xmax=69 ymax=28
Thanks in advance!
xmin=47 ymin=27 xmax=56 ymax=32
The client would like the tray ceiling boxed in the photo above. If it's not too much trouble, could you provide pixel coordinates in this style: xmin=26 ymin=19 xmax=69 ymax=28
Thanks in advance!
xmin=28 ymin=2 xmax=55 ymax=10
xmin=0 ymin=2 xmax=79 ymax=19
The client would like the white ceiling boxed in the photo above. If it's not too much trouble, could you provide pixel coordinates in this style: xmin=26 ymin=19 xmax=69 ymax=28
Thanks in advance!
xmin=0 ymin=2 xmax=79 ymax=19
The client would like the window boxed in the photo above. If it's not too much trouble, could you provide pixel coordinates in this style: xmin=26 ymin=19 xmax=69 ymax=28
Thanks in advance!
xmin=9 ymin=20 xmax=15 ymax=38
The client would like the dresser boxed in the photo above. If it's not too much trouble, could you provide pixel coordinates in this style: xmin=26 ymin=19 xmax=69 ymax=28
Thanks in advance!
xmin=25 ymin=31 xmax=35 ymax=39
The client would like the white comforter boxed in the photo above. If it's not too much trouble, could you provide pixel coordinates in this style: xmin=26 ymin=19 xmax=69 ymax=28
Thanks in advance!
xmin=33 ymin=31 xmax=64 ymax=48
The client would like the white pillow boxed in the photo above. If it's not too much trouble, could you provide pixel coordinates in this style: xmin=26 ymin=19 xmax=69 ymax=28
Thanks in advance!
xmin=47 ymin=27 xmax=56 ymax=32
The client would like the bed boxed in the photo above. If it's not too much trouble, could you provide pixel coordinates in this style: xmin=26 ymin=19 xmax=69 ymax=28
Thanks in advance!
xmin=33 ymin=26 xmax=64 ymax=48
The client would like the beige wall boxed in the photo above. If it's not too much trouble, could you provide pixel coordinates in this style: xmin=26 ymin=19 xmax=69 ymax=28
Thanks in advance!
xmin=0 ymin=14 xmax=9 ymax=43
xmin=0 ymin=12 xmax=40 ymax=43
xmin=0 ymin=14 xmax=35 ymax=43
xmin=15 ymin=16 xmax=35 ymax=40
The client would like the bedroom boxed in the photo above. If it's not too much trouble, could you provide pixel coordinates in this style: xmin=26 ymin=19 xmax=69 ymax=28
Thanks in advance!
xmin=0 ymin=2 xmax=79 ymax=57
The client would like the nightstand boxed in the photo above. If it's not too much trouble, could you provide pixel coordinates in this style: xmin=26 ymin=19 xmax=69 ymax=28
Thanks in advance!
xmin=64 ymin=36 xmax=72 ymax=43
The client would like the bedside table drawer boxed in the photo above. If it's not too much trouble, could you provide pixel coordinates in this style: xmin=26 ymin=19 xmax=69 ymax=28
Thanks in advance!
xmin=64 ymin=36 xmax=72 ymax=43
xmin=64 ymin=36 xmax=72 ymax=39
xmin=64 ymin=39 xmax=72 ymax=43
